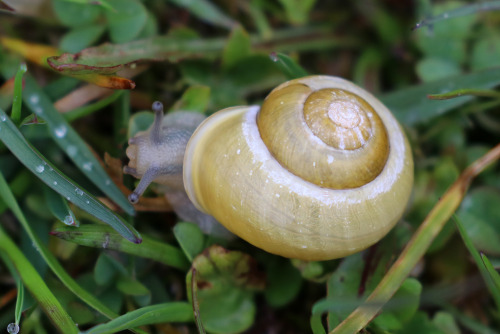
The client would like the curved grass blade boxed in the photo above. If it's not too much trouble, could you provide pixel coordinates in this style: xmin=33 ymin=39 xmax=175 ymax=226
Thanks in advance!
xmin=0 ymin=225 xmax=78 ymax=333
xmin=22 ymin=75 xmax=135 ymax=216
xmin=0 ymin=171 xmax=120 ymax=319
xmin=0 ymin=108 xmax=140 ymax=243
xmin=455 ymin=215 xmax=500 ymax=311
xmin=43 ymin=186 xmax=79 ymax=226
xmin=81 ymin=302 xmax=194 ymax=334
xmin=413 ymin=1 xmax=500 ymax=30
xmin=379 ymin=68 xmax=500 ymax=125
xmin=330 ymin=143 xmax=500 ymax=334
xmin=269 ymin=52 xmax=309 ymax=79
xmin=52 ymin=224 xmax=190 ymax=271
xmin=11 ymin=63 xmax=26 ymax=124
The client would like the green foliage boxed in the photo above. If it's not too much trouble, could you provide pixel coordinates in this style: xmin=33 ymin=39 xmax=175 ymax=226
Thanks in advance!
xmin=1 ymin=1 xmax=500 ymax=333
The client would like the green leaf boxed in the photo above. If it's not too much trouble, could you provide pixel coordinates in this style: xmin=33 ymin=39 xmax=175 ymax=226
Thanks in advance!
xmin=416 ymin=57 xmax=461 ymax=82
xmin=456 ymin=188 xmax=500 ymax=255
xmin=168 ymin=0 xmax=236 ymax=29
xmin=373 ymin=278 xmax=422 ymax=330
xmin=116 ymin=276 xmax=150 ymax=297
xmin=173 ymin=222 xmax=205 ymax=262
xmin=471 ymin=36 xmax=500 ymax=71
xmin=414 ymin=1 xmax=477 ymax=64
xmin=432 ymin=312 xmax=461 ymax=334
xmin=105 ymin=0 xmax=148 ymax=44
xmin=277 ymin=0 xmax=316 ymax=25
xmin=170 ymin=86 xmax=211 ymax=114
xmin=186 ymin=245 xmax=265 ymax=334
xmin=379 ymin=67 xmax=500 ymax=125
xmin=222 ymin=26 xmax=251 ymax=70
xmin=127 ymin=111 xmax=155 ymax=139
xmin=22 ymin=75 xmax=135 ymax=217
xmin=264 ymin=257 xmax=302 ymax=307
xmin=81 ymin=302 xmax=194 ymax=334
xmin=94 ymin=254 xmax=117 ymax=286
xmin=52 ymin=0 xmax=102 ymax=27
xmin=60 ymin=25 xmax=106 ymax=53
xmin=52 ymin=224 xmax=190 ymax=270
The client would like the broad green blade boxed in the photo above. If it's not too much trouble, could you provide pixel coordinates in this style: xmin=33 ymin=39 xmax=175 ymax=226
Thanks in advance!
xmin=0 ymin=108 xmax=141 ymax=243
xmin=0 ymin=225 xmax=78 ymax=333
xmin=52 ymin=224 xmax=190 ymax=271
xmin=81 ymin=302 xmax=193 ymax=334
xmin=22 ymin=75 xmax=135 ymax=216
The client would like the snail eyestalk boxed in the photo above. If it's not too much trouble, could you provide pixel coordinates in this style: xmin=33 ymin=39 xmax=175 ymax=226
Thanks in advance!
xmin=150 ymin=101 xmax=164 ymax=146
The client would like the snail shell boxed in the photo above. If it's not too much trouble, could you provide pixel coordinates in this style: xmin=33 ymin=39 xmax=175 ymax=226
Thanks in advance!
xmin=126 ymin=76 xmax=414 ymax=261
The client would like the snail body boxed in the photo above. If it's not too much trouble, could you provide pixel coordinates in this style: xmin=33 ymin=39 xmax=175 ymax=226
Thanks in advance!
xmin=125 ymin=75 xmax=413 ymax=261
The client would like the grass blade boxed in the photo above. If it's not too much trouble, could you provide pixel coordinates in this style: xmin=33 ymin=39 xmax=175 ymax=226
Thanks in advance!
xmin=330 ymin=143 xmax=500 ymax=334
xmin=0 ymin=108 xmax=140 ymax=243
xmin=455 ymin=215 xmax=500 ymax=311
xmin=22 ymin=75 xmax=135 ymax=216
xmin=81 ymin=302 xmax=193 ymax=334
xmin=11 ymin=63 xmax=27 ymax=124
xmin=52 ymin=224 xmax=190 ymax=271
xmin=0 ymin=171 xmax=121 ymax=319
xmin=0 ymin=225 xmax=78 ymax=333
xmin=379 ymin=68 xmax=500 ymax=125
xmin=269 ymin=52 xmax=309 ymax=79
xmin=44 ymin=186 xmax=79 ymax=226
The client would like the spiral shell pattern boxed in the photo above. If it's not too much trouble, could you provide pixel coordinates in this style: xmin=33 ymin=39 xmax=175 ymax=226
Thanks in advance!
xmin=184 ymin=76 xmax=413 ymax=260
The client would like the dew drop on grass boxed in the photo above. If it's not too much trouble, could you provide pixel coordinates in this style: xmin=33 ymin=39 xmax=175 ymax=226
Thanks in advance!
xmin=30 ymin=94 xmax=39 ymax=104
xmin=54 ymin=125 xmax=67 ymax=138
xmin=53 ymin=181 xmax=57 ymax=186
xmin=63 ymin=215 xmax=74 ymax=225
xmin=75 ymin=188 xmax=84 ymax=196
xmin=0 ymin=114 xmax=6 ymax=122
xmin=67 ymin=145 xmax=77 ymax=157
xmin=35 ymin=165 xmax=44 ymax=173
xmin=7 ymin=323 xmax=19 ymax=334
xmin=83 ymin=162 xmax=93 ymax=171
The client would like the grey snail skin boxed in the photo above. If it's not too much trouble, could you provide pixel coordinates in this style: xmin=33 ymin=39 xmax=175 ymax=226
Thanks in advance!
xmin=124 ymin=75 xmax=414 ymax=261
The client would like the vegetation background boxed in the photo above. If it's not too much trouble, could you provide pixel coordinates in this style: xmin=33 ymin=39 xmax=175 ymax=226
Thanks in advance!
xmin=1 ymin=0 xmax=500 ymax=333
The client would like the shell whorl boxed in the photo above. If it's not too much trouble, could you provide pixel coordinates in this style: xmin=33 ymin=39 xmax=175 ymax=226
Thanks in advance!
xmin=257 ymin=77 xmax=389 ymax=189
xmin=184 ymin=75 xmax=413 ymax=261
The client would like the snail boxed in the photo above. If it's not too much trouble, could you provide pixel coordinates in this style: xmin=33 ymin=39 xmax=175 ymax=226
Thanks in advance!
xmin=124 ymin=75 xmax=414 ymax=261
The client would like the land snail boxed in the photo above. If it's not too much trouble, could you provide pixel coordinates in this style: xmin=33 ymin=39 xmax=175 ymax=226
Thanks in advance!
xmin=124 ymin=75 xmax=414 ymax=261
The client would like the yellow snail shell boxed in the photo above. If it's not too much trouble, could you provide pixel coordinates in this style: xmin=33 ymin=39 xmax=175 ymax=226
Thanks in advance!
xmin=126 ymin=75 xmax=414 ymax=261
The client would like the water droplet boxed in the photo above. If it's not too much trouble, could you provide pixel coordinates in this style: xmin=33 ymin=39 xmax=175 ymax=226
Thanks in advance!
xmin=86 ymin=200 xmax=90 ymax=204
xmin=34 ymin=106 xmax=43 ymax=114
xmin=7 ymin=323 xmax=19 ymax=334
xmin=83 ymin=162 xmax=93 ymax=171
xmin=236 ymin=149 xmax=241 ymax=155
xmin=75 ymin=188 xmax=84 ymax=196
xmin=105 ymin=179 xmax=111 ymax=186
xmin=30 ymin=95 xmax=39 ymax=104
xmin=54 ymin=125 xmax=67 ymax=138
xmin=53 ymin=181 xmax=58 ymax=186
xmin=66 ymin=196 xmax=70 ymax=201
xmin=35 ymin=165 xmax=44 ymax=173
xmin=63 ymin=215 xmax=74 ymax=225
xmin=67 ymin=145 xmax=77 ymax=157
xmin=0 ymin=114 xmax=6 ymax=122
xmin=269 ymin=52 xmax=278 ymax=62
